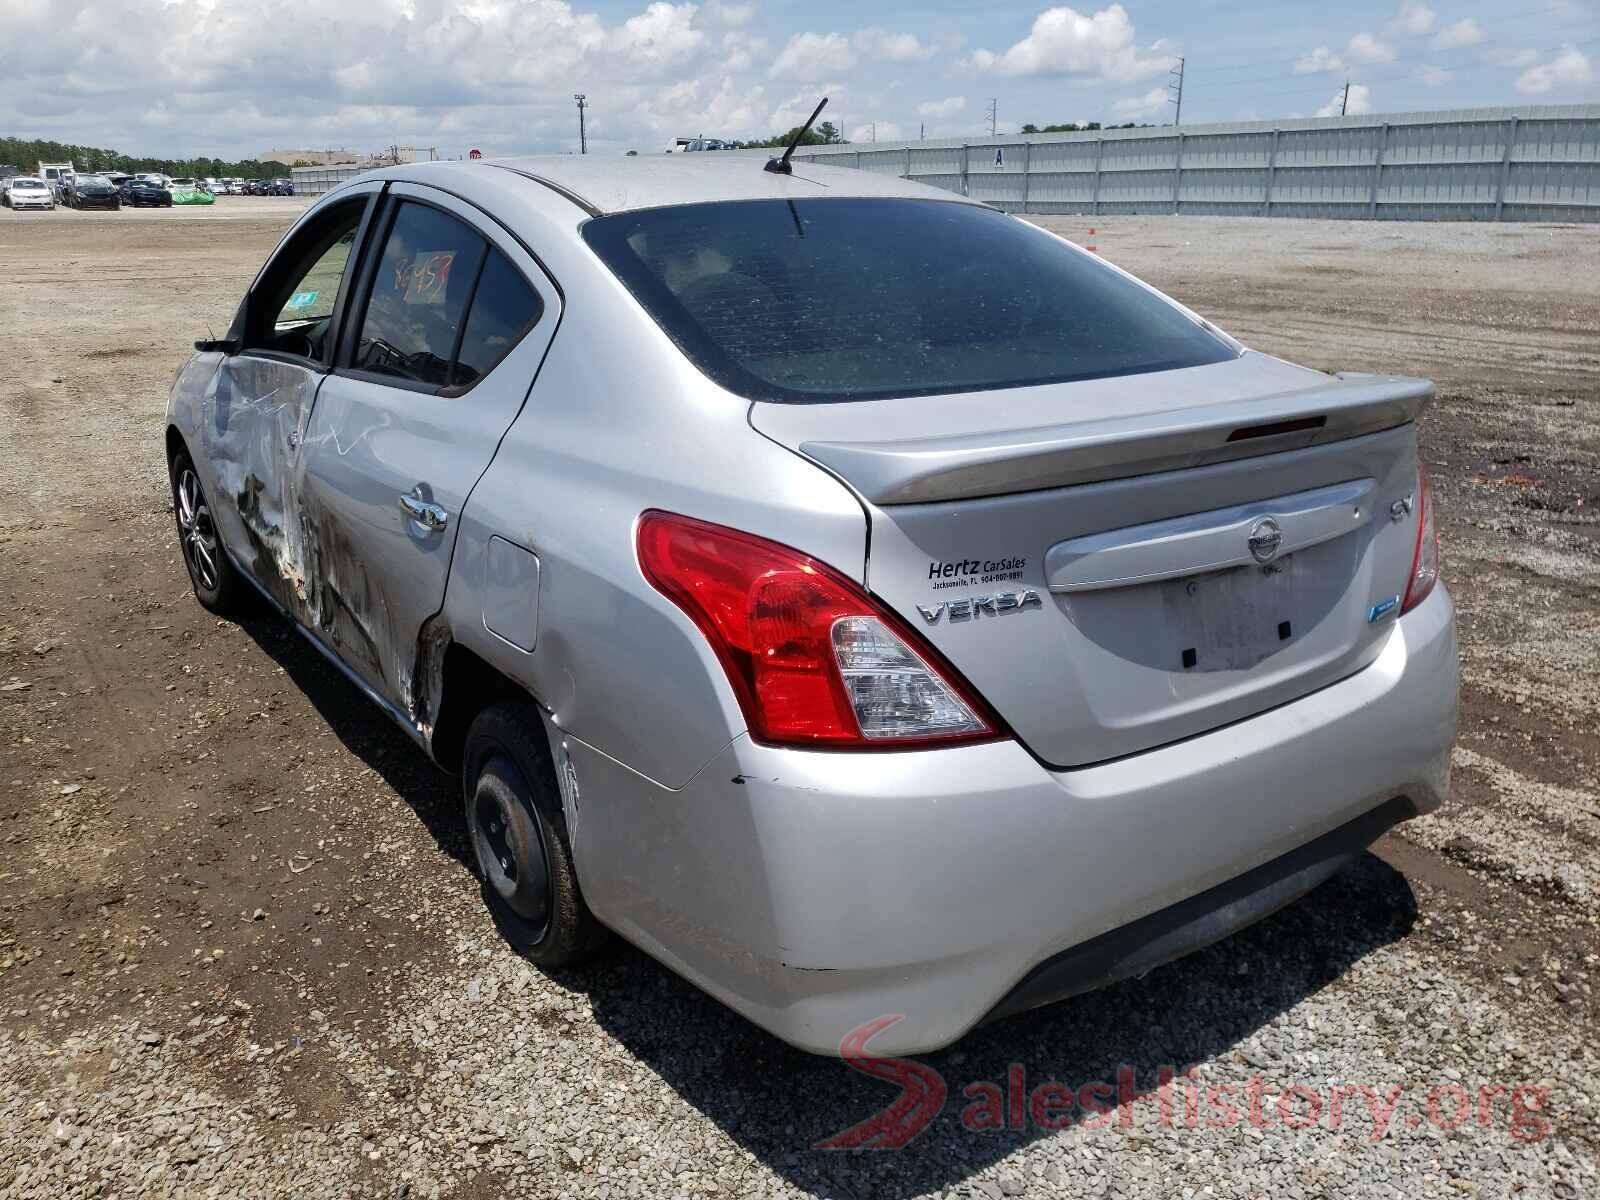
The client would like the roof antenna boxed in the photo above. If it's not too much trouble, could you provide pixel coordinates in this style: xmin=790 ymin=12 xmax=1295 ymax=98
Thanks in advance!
xmin=765 ymin=96 xmax=828 ymax=175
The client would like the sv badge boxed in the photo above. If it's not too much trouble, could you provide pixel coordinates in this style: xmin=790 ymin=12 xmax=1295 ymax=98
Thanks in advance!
xmin=917 ymin=589 xmax=1043 ymax=624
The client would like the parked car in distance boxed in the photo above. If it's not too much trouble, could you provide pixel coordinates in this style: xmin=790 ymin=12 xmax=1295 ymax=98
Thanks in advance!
xmin=38 ymin=161 xmax=74 ymax=202
xmin=266 ymin=177 xmax=295 ymax=195
xmin=5 ymin=176 xmax=55 ymax=210
xmin=164 ymin=156 xmax=1457 ymax=1056
xmin=66 ymin=173 xmax=121 ymax=210
xmin=123 ymin=178 xmax=173 ymax=207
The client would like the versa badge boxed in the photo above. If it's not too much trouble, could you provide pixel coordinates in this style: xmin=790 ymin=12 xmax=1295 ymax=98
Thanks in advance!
xmin=917 ymin=590 xmax=1044 ymax=624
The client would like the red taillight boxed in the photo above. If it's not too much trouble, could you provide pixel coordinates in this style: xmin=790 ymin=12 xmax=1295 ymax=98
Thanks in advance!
xmin=636 ymin=511 xmax=1004 ymax=749
xmin=1401 ymin=460 xmax=1440 ymax=614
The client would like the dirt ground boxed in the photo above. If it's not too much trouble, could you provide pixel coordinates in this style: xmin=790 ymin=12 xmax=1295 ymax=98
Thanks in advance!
xmin=1 ymin=202 xmax=1597 ymax=1199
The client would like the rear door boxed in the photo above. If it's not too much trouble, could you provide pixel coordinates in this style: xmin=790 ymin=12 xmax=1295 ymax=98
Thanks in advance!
xmin=296 ymin=184 xmax=559 ymax=721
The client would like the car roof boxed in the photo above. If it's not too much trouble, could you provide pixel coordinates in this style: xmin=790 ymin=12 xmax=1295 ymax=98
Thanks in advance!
xmin=357 ymin=154 xmax=987 ymax=217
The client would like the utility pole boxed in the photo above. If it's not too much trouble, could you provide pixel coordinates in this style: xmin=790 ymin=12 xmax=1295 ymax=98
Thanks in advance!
xmin=920 ymin=122 xmax=925 ymax=140
xmin=985 ymin=98 xmax=998 ymax=138
xmin=1168 ymin=57 xmax=1185 ymax=125
xmin=574 ymin=93 xmax=588 ymax=154
xmin=1340 ymin=79 xmax=1351 ymax=116
xmin=869 ymin=121 xmax=876 ymax=143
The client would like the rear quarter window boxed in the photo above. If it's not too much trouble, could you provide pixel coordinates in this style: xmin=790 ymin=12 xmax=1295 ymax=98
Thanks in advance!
xmin=581 ymin=198 xmax=1236 ymax=404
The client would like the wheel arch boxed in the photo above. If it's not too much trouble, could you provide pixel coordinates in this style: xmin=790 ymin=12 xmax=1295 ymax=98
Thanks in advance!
xmin=165 ymin=424 xmax=189 ymax=465
xmin=429 ymin=640 xmax=545 ymax=776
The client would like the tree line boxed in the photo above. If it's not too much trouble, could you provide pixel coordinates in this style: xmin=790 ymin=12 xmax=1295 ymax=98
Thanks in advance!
xmin=731 ymin=121 xmax=849 ymax=150
xmin=0 ymin=136 xmax=290 ymax=179
xmin=1018 ymin=122 xmax=1154 ymax=134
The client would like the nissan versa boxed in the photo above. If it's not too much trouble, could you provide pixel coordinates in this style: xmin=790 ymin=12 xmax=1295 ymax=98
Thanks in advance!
xmin=164 ymin=153 xmax=1457 ymax=1055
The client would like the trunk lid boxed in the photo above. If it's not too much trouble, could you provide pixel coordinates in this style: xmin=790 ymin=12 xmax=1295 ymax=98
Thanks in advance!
xmin=751 ymin=353 xmax=1432 ymax=766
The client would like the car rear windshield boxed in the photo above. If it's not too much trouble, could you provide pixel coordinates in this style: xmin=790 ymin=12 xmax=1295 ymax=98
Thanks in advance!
xmin=581 ymin=198 xmax=1236 ymax=404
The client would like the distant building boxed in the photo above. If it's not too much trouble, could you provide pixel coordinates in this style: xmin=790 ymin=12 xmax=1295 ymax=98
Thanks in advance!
xmin=364 ymin=146 xmax=442 ymax=165
xmin=262 ymin=148 xmax=360 ymax=166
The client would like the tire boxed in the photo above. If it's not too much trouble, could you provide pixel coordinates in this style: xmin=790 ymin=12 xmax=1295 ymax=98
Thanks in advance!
xmin=169 ymin=449 xmax=247 ymax=616
xmin=462 ymin=701 xmax=606 ymax=967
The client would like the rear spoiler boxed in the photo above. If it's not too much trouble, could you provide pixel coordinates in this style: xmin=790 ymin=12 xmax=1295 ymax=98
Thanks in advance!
xmin=800 ymin=373 xmax=1433 ymax=506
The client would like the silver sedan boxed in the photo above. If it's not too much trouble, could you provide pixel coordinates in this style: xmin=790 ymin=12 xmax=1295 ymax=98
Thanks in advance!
xmin=164 ymin=155 xmax=1457 ymax=1055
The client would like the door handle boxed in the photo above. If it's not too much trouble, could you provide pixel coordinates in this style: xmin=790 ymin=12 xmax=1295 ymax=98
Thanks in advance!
xmin=399 ymin=492 xmax=450 ymax=532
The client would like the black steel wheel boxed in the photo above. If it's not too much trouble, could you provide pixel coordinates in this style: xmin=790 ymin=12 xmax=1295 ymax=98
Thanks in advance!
xmin=462 ymin=701 xmax=606 ymax=966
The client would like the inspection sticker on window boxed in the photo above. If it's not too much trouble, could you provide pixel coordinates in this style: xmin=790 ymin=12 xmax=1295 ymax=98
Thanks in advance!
xmin=286 ymin=290 xmax=319 ymax=309
xmin=404 ymin=251 xmax=456 ymax=306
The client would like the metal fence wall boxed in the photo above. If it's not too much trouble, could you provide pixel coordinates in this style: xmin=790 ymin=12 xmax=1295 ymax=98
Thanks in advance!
xmin=786 ymin=105 xmax=1600 ymax=223
xmin=291 ymin=165 xmax=368 ymax=196
xmin=293 ymin=105 xmax=1600 ymax=220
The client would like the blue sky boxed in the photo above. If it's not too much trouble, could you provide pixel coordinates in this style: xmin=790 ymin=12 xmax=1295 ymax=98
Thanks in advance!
xmin=1 ymin=0 xmax=1594 ymax=157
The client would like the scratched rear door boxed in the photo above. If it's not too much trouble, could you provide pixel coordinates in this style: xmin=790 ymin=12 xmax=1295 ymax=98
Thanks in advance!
xmin=294 ymin=184 xmax=560 ymax=724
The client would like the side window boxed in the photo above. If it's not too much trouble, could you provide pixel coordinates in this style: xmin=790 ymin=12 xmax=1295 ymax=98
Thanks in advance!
xmin=249 ymin=199 xmax=366 ymax=361
xmin=353 ymin=202 xmax=486 ymax=388
xmin=273 ymin=235 xmax=353 ymax=327
xmin=451 ymin=250 xmax=544 ymax=388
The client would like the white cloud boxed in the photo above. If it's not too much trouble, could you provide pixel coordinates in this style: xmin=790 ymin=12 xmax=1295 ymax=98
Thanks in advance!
xmin=706 ymin=1 xmax=754 ymax=26
xmin=1489 ymin=47 xmax=1541 ymax=69
xmin=334 ymin=61 xmax=377 ymax=92
xmin=1417 ymin=64 xmax=1452 ymax=87
xmin=857 ymin=119 xmax=904 ymax=141
xmin=765 ymin=89 xmax=848 ymax=134
xmin=1516 ymin=46 xmax=1594 ymax=94
xmin=612 ymin=2 xmax=707 ymax=69
xmin=1434 ymin=18 xmax=1486 ymax=49
xmin=1296 ymin=32 xmax=1393 ymax=75
xmin=1392 ymin=2 xmax=1435 ymax=37
xmin=1316 ymin=83 xmax=1372 ymax=117
xmin=721 ymin=30 xmax=769 ymax=72
xmin=1346 ymin=32 xmax=1395 ymax=65
xmin=853 ymin=28 xmax=936 ymax=63
xmin=970 ymin=4 xmax=1172 ymax=83
xmin=626 ymin=74 xmax=766 ymax=140
xmin=916 ymin=95 xmax=967 ymax=118
xmin=769 ymin=30 xmax=854 ymax=80
xmin=1295 ymin=46 xmax=1345 ymax=75
xmin=1111 ymin=86 xmax=1170 ymax=119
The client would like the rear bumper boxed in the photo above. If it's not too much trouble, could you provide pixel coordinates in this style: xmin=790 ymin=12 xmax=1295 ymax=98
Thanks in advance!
xmin=568 ymin=584 xmax=1457 ymax=1055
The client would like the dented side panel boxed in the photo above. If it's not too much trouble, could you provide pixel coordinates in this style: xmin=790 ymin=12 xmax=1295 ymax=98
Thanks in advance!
xmin=293 ymin=181 xmax=566 ymax=731
xmin=199 ymin=354 xmax=325 ymax=615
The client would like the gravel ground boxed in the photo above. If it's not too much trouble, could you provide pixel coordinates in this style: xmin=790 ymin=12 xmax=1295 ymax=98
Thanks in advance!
xmin=1 ymin=207 xmax=1597 ymax=1199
